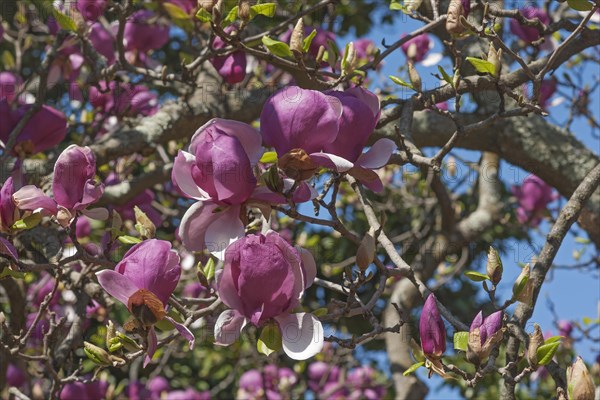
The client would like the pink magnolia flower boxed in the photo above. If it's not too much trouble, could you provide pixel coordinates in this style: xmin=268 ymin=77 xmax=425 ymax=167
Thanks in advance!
xmin=165 ymin=389 xmax=211 ymax=400
xmin=76 ymin=0 xmax=107 ymax=22
xmin=211 ymin=25 xmax=247 ymax=84
xmin=124 ymin=10 xmax=170 ymax=53
xmin=401 ymin=34 xmax=431 ymax=62
xmin=214 ymin=231 xmax=322 ymax=360
xmin=510 ymin=7 xmax=550 ymax=43
xmin=238 ymin=365 xmax=297 ymax=399
xmin=12 ymin=145 xmax=106 ymax=227
xmin=419 ymin=294 xmax=446 ymax=359
xmin=147 ymin=376 xmax=170 ymax=399
xmin=6 ymin=364 xmax=27 ymax=388
xmin=89 ymin=22 xmax=116 ymax=65
xmin=0 ymin=177 xmax=18 ymax=233
xmin=512 ymin=175 xmax=557 ymax=226
xmin=0 ymin=100 xmax=67 ymax=156
xmin=0 ymin=72 xmax=22 ymax=103
xmin=538 ymin=79 xmax=557 ymax=109
xmin=347 ymin=367 xmax=386 ymax=400
xmin=60 ymin=379 xmax=108 ymax=400
xmin=47 ymin=42 xmax=85 ymax=93
xmin=467 ymin=310 xmax=503 ymax=363
xmin=89 ymin=81 xmax=158 ymax=117
xmin=96 ymin=239 xmax=194 ymax=367
xmin=308 ymin=361 xmax=341 ymax=392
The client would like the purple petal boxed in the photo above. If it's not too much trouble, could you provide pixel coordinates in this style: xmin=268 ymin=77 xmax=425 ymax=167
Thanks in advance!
xmin=297 ymin=246 xmax=317 ymax=291
xmin=0 ymin=237 xmax=18 ymax=261
xmin=213 ymin=309 xmax=246 ymax=346
xmin=355 ymin=138 xmax=396 ymax=170
xmin=204 ymin=205 xmax=245 ymax=260
xmin=164 ymin=316 xmax=195 ymax=349
xmin=95 ymin=269 xmax=138 ymax=306
xmin=12 ymin=185 xmax=57 ymax=215
xmin=419 ymin=294 xmax=446 ymax=358
xmin=179 ymin=200 xmax=222 ymax=252
xmin=53 ymin=145 xmax=97 ymax=210
xmin=275 ymin=313 xmax=324 ymax=360
xmin=309 ymin=153 xmax=354 ymax=172
xmin=172 ymin=151 xmax=209 ymax=200
xmin=144 ymin=327 xmax=158 ymax=368
xmin=470 ymin=310 xmax=484 ymax=332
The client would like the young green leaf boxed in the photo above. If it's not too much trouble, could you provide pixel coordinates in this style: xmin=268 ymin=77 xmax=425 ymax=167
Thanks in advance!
xmin=118 ymin=235 xmax=142 ymax=245
xmin=303 ymin=29 xmax=317 ymax=53
xmin=536 ymin=341 xmax=561 ymax=365
xmin=453 ymin=331 xmax=469 ymax=351
xmin=466 ymin=57 xmax=496 ymax=76
xmin=262 ymin=36 xmax=293 ymax=58
xmin=196 ymin=7 xmax=212 ymax=22
xmin=403 ymin=361 xmax=425 ymax=376
xmin=257 ymin=322 xmax=282 ymax=356
xmin=438 ymin=65 xmax=454 ymax=86
xmin=389 ymin=75 xmax=414 ymax=90
xmin=250 ymin=3 xmax=276 ymax=18
xmin=259 ymin=151 xmax=278 ymax=164
xmin=464 ymin=271 xmax=490 ymax=282
xmin=11 ymin=213 xmax=42 ymax=230
xmin=52 ymin=9 xmax=77 ymax=32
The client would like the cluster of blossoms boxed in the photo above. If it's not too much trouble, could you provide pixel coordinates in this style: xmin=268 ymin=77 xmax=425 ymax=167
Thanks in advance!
xmin=512 ymin=175 xmax=557 ymax=227
xmin=237 ymin=365 xmax=297 ymax=399
xmin=307 ymin=362 xmax=386 ymax=399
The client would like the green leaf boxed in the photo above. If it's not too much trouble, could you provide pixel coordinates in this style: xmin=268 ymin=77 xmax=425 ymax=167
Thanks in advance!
xmin=303 ymin=29 xmax=317 ymax=53
xmin=453 ymin=331 xmax=469 ymax=352
xmin=117 ymin=235 xmax=142 ymax=245
xmin=390 ymin=0 xmax=404 ymax=10
xmin=163 ymin=3 xmax=191 ymax=20
xmin=260 ymin=151 xmax=278 ymax=164
xmin=262 ymin=36 xmax=293 ymax=58
xmin=0 ymin=267 xmax=26 ymax=280
xmin=438 ymin=65 xmax=454 ymax=87
xmin=195 ymin=7 xmax=212 ymax=22
xmin=582 ymin=316 xmax=600 ymax=325
xmin=257 ymin=322 xmax=282 ymax=356
xmin=203 ymin=257 xmax=216 ymax=281
xmin=52 ymin=8 xmax=77 ymax=32
xmin=250 ymin=3 xmax=276 ymax=18
xmin=403 ymin=361 xmax=425 ymax=376
xmin=543 ymin=336 xmax=564 ymax=345
xmin=1 ymin=51 xmax=15 ymax=70
xmin=536 ymin=341 xmax=560 ymax=365
xmin=574 ymin=236 xmax=591 ymax=244
xmin=11 ymin=213 xmax=42 ymax=230
xmin=512 ymin=274 xmax=529 ymax=297
xmin=389 ymin=75 xmax=414 ymax=89
xmin=313 ymin=308 xmax=328 ymax=317
xmin=464 ymin=271 xmax=490 ymax=282
xmin=567 ymin=0 xmax=593 ymax=11
xmin=224 ymin=6 xmax=238 ymax=24
xmin=466 ymin=57 xmax=496 ymax=76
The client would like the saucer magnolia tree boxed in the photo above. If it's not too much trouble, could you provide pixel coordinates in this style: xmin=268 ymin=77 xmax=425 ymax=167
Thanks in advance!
xmin=1 ymin=0 xmax=599 ymax=399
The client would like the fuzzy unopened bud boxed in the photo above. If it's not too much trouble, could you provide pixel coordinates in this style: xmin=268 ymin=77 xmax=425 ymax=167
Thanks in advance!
xmin=315 ymin=45 xmax=326 ymax=64
xmin=567 ymin=357 xmax=595 ymax=400
xmin=486 ymin=247 xmax=503 ymax=285
xmin=356 ymin=228 xmax=376 ymax=271
xmin=512 ymin=264 xmax=530 ymax=299
xmin=487 ymin=43 xmax=502 ymax=78
xmin=278 ymin=148 xmax=318 ymax=181
xmin=134 ymin=206 xmax=156 ymax=239
xmin=527 ymin=324 xmax=544 ymax=367
xmin=408 ymin=61 xmax=422 ymax=92
xmin=106 ymin=320 xmax=116 ymax=348
xmin=342 ymin=42 xmax=357 ymax=75
xmin=446 ymin=0 xmax=468 ymax=34
xmin=238 ymin=0 xmax=251 ymax=21
xmin=84 ymin=341 xmax=112 ymax=365
xmin=290 ymin=18 xmax=305 ymax=56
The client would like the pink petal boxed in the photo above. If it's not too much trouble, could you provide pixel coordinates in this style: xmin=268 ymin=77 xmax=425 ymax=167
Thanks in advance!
xmin=297 ymin=246 xmax=317 ymax=290
xmin=309 ymin=153 xmax=354 ymax=172
xmin=164 ymin=316 xmax=195 ymax=350
xmin=178 ymin=200 xmax=222 ymax=252
xmin=204 ymin=205 xmax=245 ymax=260
xmin=355 ymin=138 xmax=396 ymax=170
xmin=0 ymin=237 xmax=18 ymax=261
xmin=144 ymin=327 xmax=158 ymax=368
xmin=81 ymin=207 xmax=109 ymax=220
xmin=350 ymin=167 xmax=384 ymax=193
xmin=12 ymin=185 xmax=57 ymax=215
xmin=172 ymin=151 xmax=209 ymax=200
xmin=275 ymin=313 xmax=324 ymax=360
xmin=95 ymin=269 xmax=138 ymax=306
xmin=214 ymin=309 xmax=246 ymax=346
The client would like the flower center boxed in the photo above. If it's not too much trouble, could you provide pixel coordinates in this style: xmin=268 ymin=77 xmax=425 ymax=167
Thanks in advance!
xmin=127 ymin=289 xmax=166 ymax=327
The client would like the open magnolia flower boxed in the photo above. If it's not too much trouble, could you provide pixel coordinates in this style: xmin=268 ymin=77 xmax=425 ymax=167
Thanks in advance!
xmin=173 ymin=118 xmax=314 ymax=259
xmin=213 ymin=231 xmax=323 ymax=360
xmin=467 ymin=310 xmax=503 ymax=365
xmin=260 ymin=86 xmax=396 ymax=192
xmin=96 ymin=239 xmax=194 ymax=367
xmin=13 ymin=145 xmax=107 ymax=227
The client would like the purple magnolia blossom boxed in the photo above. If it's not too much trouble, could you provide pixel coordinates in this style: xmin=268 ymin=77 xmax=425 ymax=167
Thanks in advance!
xmin=307 ymin=361 xmax=341 ymax=392
xmin=6 ymin=364 xmax=27 ymax=388
xmin=214 ymin=231 xmax=322 ymax=360
xmin=211 ymin=26 xmax=247 ymax=84
xmin=510 ymin=7 xmax=550 ymax=43
xmin=470 ymin=310 xmax=503 ymax=345
xmin=165 ymin=389 xmax=211 ymax=400
xmin=89 ymin=81 xmax=158 ymax=117
xmin=354 ymin=38 xmax=377 ymax=61
xmin=314 ymin=87 xmax=396 ymax=192
xmin=60 ymin=379 xmax=108 ymax=400
xmin=173 ymin=118 xmax=262 ymax=257
xmin=0 ymin=177 xmax=18 ymax=232
xmin=89 ymin=22 xmax=116 ymax=64
xmin=76 ymin=0 xmax=107 ymax=22
xmin=147 ymin=376 xmax=170 ymax=399
xmin=238 ymin=365 xmax=297 ymax=399
xmin=0 ymin=100 xmax=67 ymax=156
xmin=0 ymin=72 xmax=22 ymax=103
xmin=401 ymin=34 xmax=431 ymax=62
xmin=12 ymin=145 xmax=106 ymax=227
xmin=96 ymin=239 xmax=195 ymax=367
xmin=512 ymin=175 xmax=556 ymax=226
xmin=419 ymin=294 xmax=446 ymax=359
xmin=47 ymin=42 xmax=84 ymax=92
xmin=558 ymin=320 xmax=574 ymax=337
xmin=538 ymin=79 xmax=557 ymax=109
xmin=260 ymin=86 xmax=342 ymax=155
xmin=346 ymin=367 xmax=386 ymax=400
xmin=124 ymin=10 xmax=170 ymax=53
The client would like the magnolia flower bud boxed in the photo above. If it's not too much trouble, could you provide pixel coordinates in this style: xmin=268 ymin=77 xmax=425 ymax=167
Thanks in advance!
xmin=106 ymin=320 xmax=116 ymax=348
xmin=290 ymin=18 xmax=305 ymax=56
xmin=487 ymin=43 xmax=502 ymax=78
xmin=238 ymin=0 xmax=251 ymax=21
xmin=342 ymin=42 xmax=357 ymax=75
xmin=486 ymin=247 xmax=503 ymax=285
xmin=567 ymin=357 xmax=595 ymax=400
xmin=419 ymin=294 xmax=446 ymax=359
xmin=512 ymin=264 xmax=530 ymax=299
xmin=134 ymin=206 xmax=156 ymax=239
xmin=199 ymin=0 xmax=217 ymax=12
xmin=408 ymin=61 xmax=422 ymax=92
xmin=356 ymin=228 xmax=376 ymax=271
xmin=467 ymin=310 xmax=503 ymax=365
xmin=316 ymin=45 xmax=326 ymax=64
xmin=446 ymin=0 xmax=470 ymax=34
xmin=527 ymin=324 xmax=544 ymax=367
xmin=84 ymin=341 xmax=112 ymax=365
xmin=278 ymin=149 xmax=318 ymax=181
